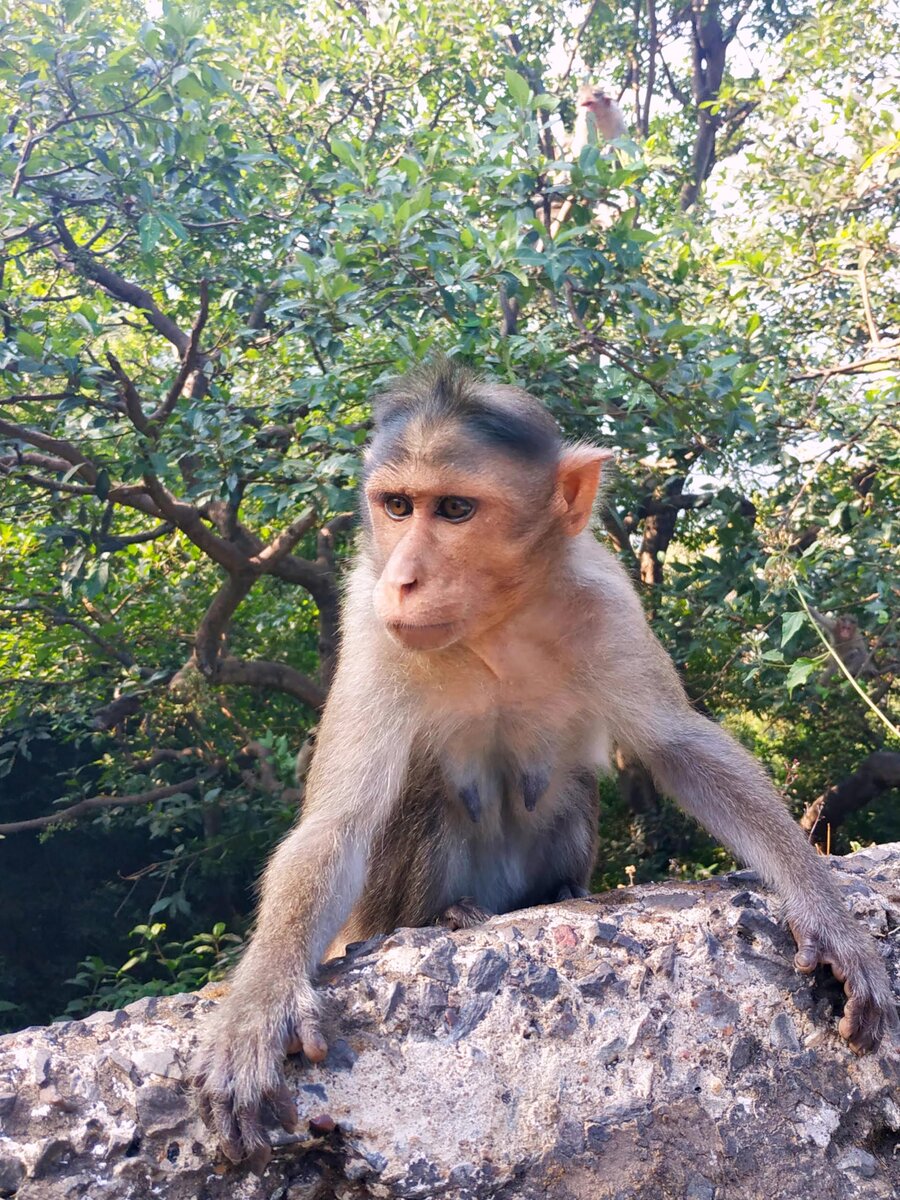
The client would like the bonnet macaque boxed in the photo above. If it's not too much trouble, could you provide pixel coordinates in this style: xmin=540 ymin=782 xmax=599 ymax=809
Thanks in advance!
xmin=571 ymin=82 xmax=627 ymax=152
xmin=195 ymin=360 xmax=897 ymax=1169
xmin=810 ymin=607 xmax=874 ymax=682
xmin=548 ymin=84 xmax=627 ymax=240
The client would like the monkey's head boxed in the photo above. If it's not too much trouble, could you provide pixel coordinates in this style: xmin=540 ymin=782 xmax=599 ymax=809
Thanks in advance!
xmin=362 ymin=360 xmax=610 ymax=652
xmin=576 ymin=84 xmax=616 ymax=118
xmin=835 ymin=616 xmax=858 ymax=642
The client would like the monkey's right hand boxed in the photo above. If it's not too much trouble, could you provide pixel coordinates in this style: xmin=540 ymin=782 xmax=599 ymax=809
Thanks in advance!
xmin=192 ymin=977 xmax=328 ymax=1172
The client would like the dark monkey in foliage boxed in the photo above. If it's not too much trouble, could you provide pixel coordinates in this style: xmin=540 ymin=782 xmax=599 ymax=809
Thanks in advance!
xmin=195 ymin=360 xmax=897 ymax=1168
xmin=809 ymin=607 xmax=874 ymax=682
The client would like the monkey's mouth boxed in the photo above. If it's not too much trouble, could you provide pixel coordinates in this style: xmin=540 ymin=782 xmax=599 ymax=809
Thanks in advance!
xmin=386 ymin=620 xmax=458 ymax=651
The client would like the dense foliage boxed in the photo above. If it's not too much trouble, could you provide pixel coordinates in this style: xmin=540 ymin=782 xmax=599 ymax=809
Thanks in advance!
xmin=1 ymin=0 xmax=897 ymax=1028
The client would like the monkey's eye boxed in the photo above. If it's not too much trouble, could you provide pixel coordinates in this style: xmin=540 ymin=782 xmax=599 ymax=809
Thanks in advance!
xmin=384 ymin=495 xmax=413 ymax=520
xmin=436 ymin=496 xmax=475 ymax=523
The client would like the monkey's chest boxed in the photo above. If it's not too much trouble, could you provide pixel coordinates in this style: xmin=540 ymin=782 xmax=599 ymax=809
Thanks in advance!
xmin=435 ymin=745 xmax=584 ymax=915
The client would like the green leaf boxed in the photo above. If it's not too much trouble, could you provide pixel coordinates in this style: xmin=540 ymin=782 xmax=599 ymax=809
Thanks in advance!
xmin=505 ymin=68 xmax=530 ymax=108
xmin=158 ymin=212 xmax=189 ymax=241
xmin=780 ymin=610 xmax=806 ymax=647
xmin=785 ymin=658 xmax=818 ymax=695
xmin=138 ymin=215 xmax=161 ymax=255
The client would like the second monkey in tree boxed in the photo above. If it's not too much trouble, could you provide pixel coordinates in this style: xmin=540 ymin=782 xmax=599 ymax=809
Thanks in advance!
xmin=195 ymin=360 xmax=898 ymax=1168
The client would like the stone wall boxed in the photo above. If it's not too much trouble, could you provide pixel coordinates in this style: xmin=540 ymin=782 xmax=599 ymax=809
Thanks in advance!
xmin=1 ymin=846 xmax=899 ymax=1199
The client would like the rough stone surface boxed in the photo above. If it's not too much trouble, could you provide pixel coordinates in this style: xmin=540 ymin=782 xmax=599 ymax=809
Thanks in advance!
xmin=1 ymin=846 xmax=899 ymax=1199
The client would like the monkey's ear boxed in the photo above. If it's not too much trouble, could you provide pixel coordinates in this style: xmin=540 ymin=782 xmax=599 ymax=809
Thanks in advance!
xmin=554 ymin=444 xmax=614 ymax=536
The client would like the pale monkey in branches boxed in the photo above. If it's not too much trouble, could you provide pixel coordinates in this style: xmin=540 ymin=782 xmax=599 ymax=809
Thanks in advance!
xmin=548 ymin=83 xmax=627 ymax=240
xmin=195 ymin=360 xmax=898 ymax=1170
xmin=501 ymin=84 xmax=627 ymax=331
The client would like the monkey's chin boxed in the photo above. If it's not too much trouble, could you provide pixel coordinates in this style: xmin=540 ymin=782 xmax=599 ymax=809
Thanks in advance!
xmin=385 ymin=621 xmax=459 ymax=652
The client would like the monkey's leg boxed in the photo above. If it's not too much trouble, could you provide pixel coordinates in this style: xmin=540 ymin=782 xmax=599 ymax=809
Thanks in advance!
xmin=554 ymin=881 xmax=590 ymax=901
xmin=438 ymin=898 xmax=494 ymax=931
xmin=525 ymin=767 xmax=598 ymax=908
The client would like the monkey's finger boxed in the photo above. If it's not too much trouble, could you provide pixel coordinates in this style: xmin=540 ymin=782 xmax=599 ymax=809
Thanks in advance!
xmin=235 ymin=1104 xmax=273 ymax=1173
xmin=837 ymin=989 xmax=878 ymax=1052
xmin=267 ymin=1082 xmax=299 ymax=1132
xmin=839 ymin=1008 xmax=876 ymax=1054
xmin=211 ymin=1095 xmax=245 ymax=1163
xmin=287 ymin=1018 xmax=328 ymax=1063
xmin=792 ymin=936 xmax=820 ymax=974
xmin=246 ymin=1143 xmax=273 ymax=1176
xmin=196 ymin=1089 xmax=215 ymax=1132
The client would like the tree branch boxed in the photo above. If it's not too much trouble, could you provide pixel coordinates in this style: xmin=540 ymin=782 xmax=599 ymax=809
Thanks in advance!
xmin=0 ymin=775 xmax=211 ymax=836
xmin=54 ymin=217 xmax=190 ymax=353
xmin=148 ymin=279 xmax=210 ymax=428
xmin=99 ymin=522 xmax=174 ymax=552
xmin=0 ymin=417 xmax=98 ymax=484
xmin=598 ymin=501 xmax=640 ymax=579
xmin=105 ymin=352 xmax=150 ymax=434
xmin=141 ymin=475 xmax=249 ymax=572
xmin=193 ymin=571 xmax=258 ymax=676
xmin=789 ymin=345 xmax=900 ymax=382
xmin=249 ymin=507 xmax=318 ymax=571
xmin=215 ymin=656 xmax=326 ymax=709
xmin=800 ymin=752 xmax=900 ymax=848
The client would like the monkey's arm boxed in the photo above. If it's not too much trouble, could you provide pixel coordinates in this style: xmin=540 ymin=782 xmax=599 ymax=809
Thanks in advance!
xmin=193 ymin=654 xmax=413 ymax=1169
xmin=587 ymin=561 xmax=895 ymax=1050
xmin=626 ymin=701 xmax=897 ymax=1051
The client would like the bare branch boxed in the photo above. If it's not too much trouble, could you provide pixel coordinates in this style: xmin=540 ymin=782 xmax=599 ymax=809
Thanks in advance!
xmin=148 ymin=279 xmax=210 ymax=428
xmin=54 ymin=217 xmax=189 ymax=353
xmin=100 ymin=522 xmax=174 ymax=552
xmin=0 ymin=776 xmax=211 ymax=836
xmin=800 ymin=752 xmax=900 ymax=848
xmin=250 ymin=507 xmax=318 ymax=571
xmin=216 ymin=656 xmax=326 ymax=709
xmin=0 ymin=391 xmax=72 ymax=405
xmin=561 ymin=0 xmax=604 ymax=84
xmin=0 ymin=417 xmax=98 ymax=484
xmin=641 ymin=0 xmax=659 ymax=138
xmin=141 ymin=475 xmax=249 ymax=572
xmin=789 ymin=345 xmax=900 ymax=382
xmin=200 ymin=501 xmax=326 ymax=596
xmin=598 ymin=501 xmax=640 ymax=579
xmin=105 ymin=352 xmax=150 ymax=434
xmin=1 ymin=600 xmax=135 ymax=668
xmin=193 ymin=571 xmax=258 ymax=675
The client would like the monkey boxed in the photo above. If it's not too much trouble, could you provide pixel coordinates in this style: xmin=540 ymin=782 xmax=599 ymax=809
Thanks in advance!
xmin=809 ymin=607 xmax=874 ymax=682
xmin=570 ymin=83 xmax=627 ymax=153
xmin=548 ymin=84 xmax=627 ymax=241
xmin=194 ymin=359 xmax=898 ymax=1169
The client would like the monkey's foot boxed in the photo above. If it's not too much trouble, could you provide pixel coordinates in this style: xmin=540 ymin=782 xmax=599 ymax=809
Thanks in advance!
xmin=438 ymin=897 xmax=493 ymax=931
xmin=554 ymin=881 xmax=590 ymax=902
xmin=790 ymin=922 xmax=899 ymax=1053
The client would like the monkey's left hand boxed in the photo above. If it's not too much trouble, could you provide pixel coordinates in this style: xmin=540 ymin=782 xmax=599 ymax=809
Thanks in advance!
xmin=193 ymin=975 xmax=328 ymax=1171
xmin=790 ymin=921 xmax=899 ymax=1053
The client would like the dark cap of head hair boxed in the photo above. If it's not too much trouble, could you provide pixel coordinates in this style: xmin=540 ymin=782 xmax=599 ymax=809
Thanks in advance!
xmin=368 ymin=357 xmax=561 ymax=471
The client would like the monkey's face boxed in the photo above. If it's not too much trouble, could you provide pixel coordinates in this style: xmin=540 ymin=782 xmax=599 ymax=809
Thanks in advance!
xmin=577 ymin=84 xmax=614 ymax=115
xmin=365 ymin=454 xmax=544 ymax=652
xmin=364 ymin=431 xmax=609 ymax=653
